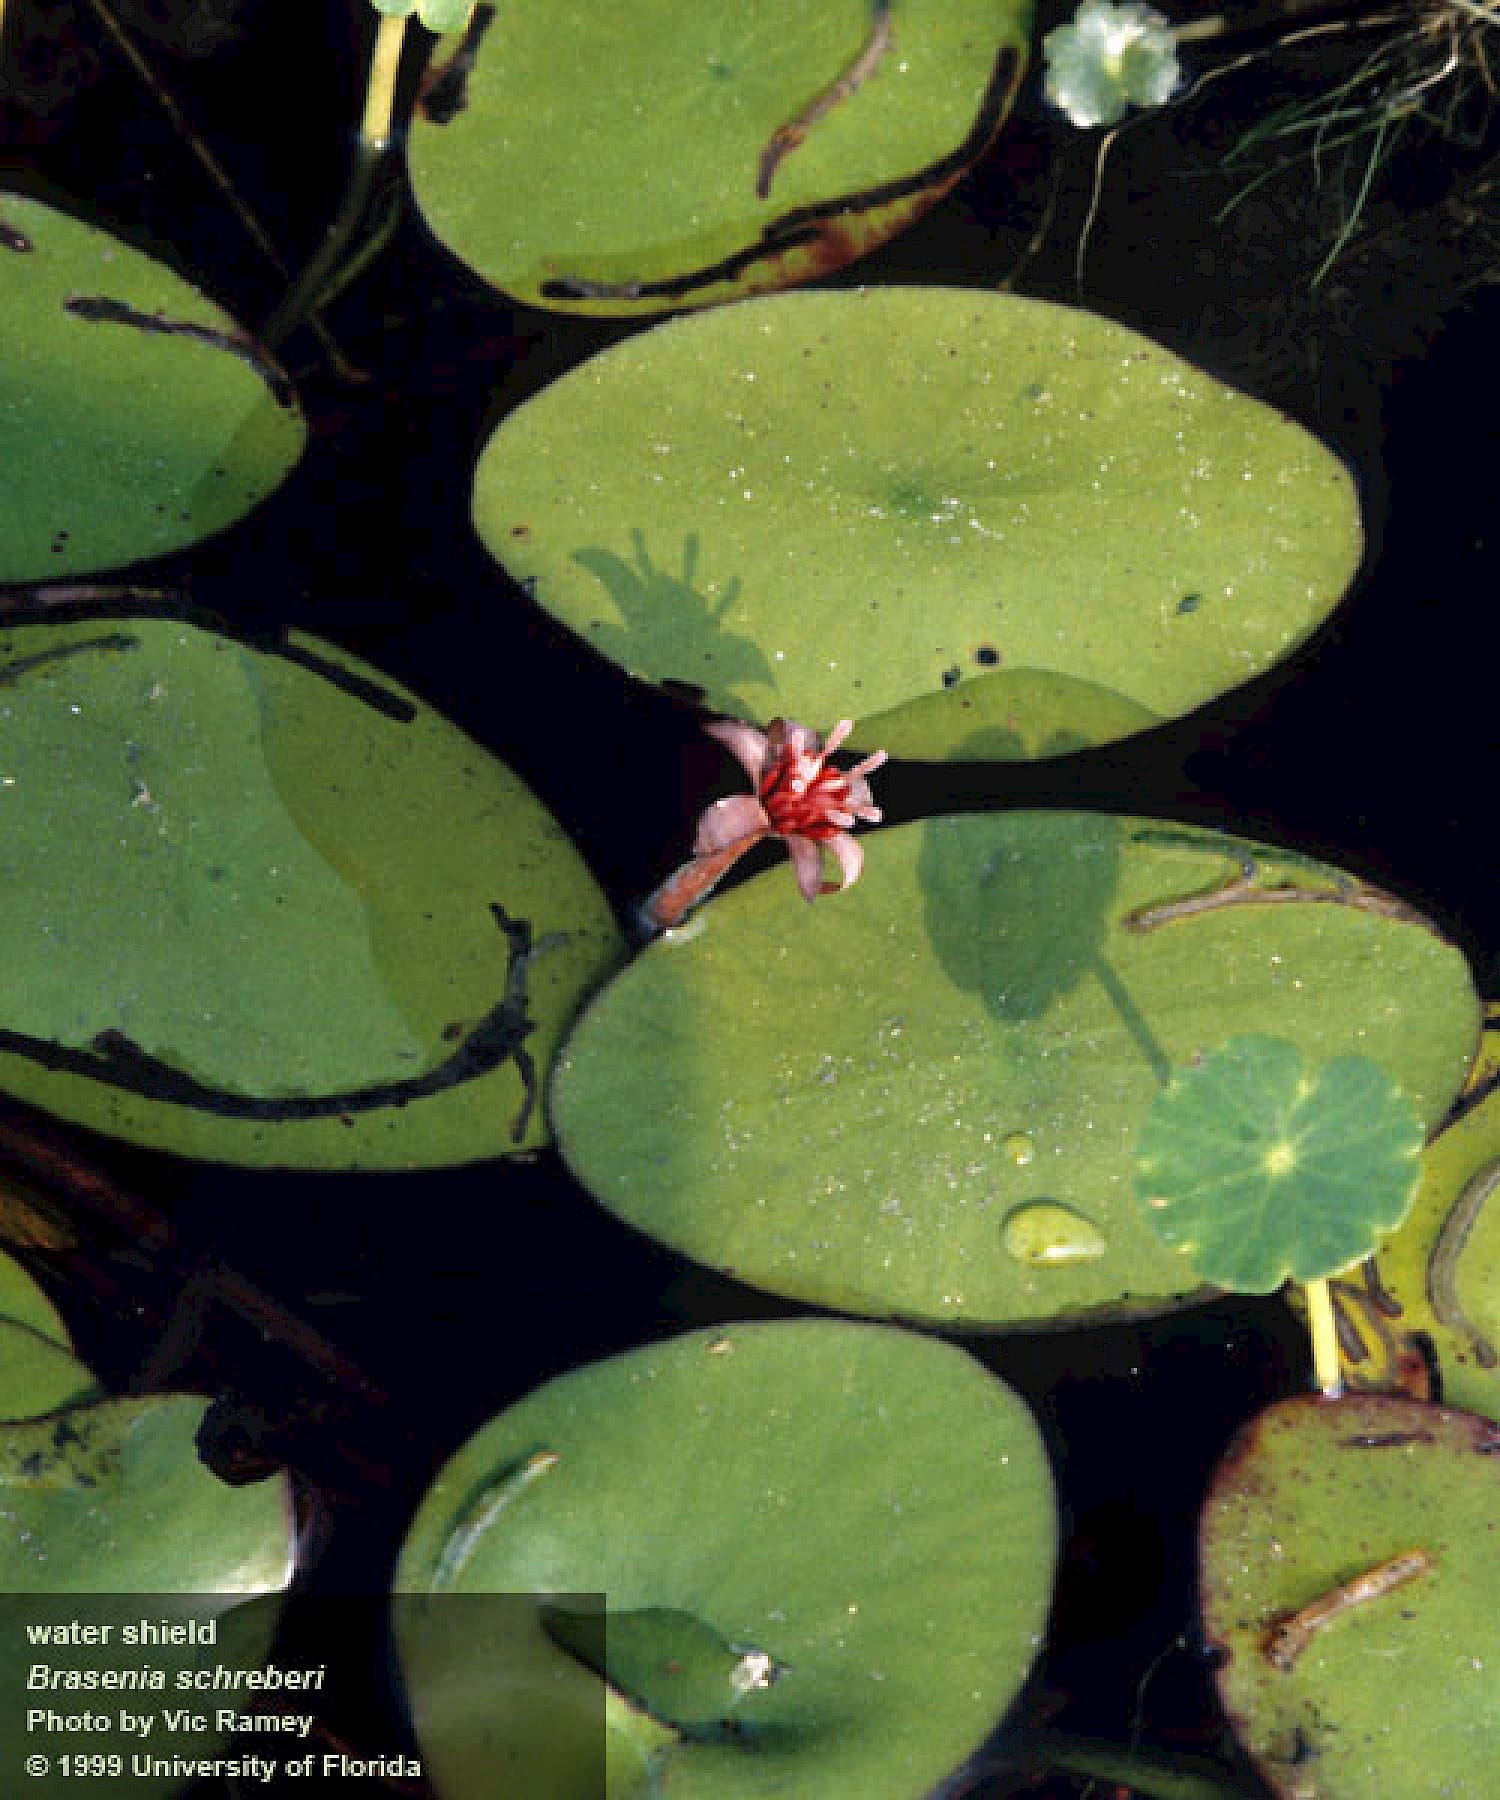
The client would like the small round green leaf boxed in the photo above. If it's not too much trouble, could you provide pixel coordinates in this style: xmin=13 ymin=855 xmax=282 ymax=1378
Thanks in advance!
xmin=396 ymin=1320 xmax=1056 ymax=1800
xmin=1135 ymin=1036 xmax=1426 ymax=1293
xmin=475 ymin=289 xmax=1363 ymax=757
xmin=409 ymin=3 xmax=1030 ymax=315
xmin=0 ymin=194 xmax=304 ymax=583
xmin=0 ymin=617 xmax=622 ymax=1168
xmin=1200 ymin=1392 xmax=1500 ymax=1799
xmin=552 ymin=815 xmax=1476 ymax=1328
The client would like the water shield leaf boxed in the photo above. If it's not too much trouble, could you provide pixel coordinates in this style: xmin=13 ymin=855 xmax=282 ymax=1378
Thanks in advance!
xmin=409 ymin=1 xmax=1031 ymax=314
xmin=0 ymin=194 xmax=303 ymax=583
xmin=552 ymin=815 xmax=1476 ymax=1327
xmin=476 ymin=289 xmax=1363 ymax=757
xmin=396 ymin=1320 xmax=1056 ymax=1800
xmin=1200 ymin=1393 xmax=1500 ymax=1799
xmin=0 ymin=617 xmax=622 ymax=1167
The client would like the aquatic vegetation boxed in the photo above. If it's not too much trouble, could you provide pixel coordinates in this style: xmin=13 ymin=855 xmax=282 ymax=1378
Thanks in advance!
xmin=0 ymin=2 xmax=1493 ymax=1796
xmin=1042 ymin=0 xmax=1182 ymax=128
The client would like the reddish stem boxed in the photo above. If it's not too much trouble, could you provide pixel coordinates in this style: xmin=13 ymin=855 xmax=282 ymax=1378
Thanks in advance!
xmin=638 ymin=831 xmax=768 ymax=933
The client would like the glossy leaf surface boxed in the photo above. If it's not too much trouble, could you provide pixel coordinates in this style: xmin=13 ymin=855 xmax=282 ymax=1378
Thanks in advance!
xmin=0 ymin=1394 xmax=294 ymax=1796
xmin=0 ymin=1249 xmax=97 ymax=1421
xmin=1200 ymin=1392 xmax=1500 ymax=1799
xmin=552 ymin=815 xmax=1477 ymax=1327
xmin=396 ymin=1320 xmax=1056 ymax=1799
xmin=1344 ymin=1082 xmax=1500 ymax=1417
xmin=0 ymin=617 xmax=622 ymax=1167
xmin=0 ymin=194 xmax=304 ymax=583
xmin=0 ymin=1247 xmax=72 ymax=1349
xmin=1136 ymin=1036 xmax=1425 ymax=1293
xmin=409 ymin=2 xmax=1030 ymax=315
xmin=476 ymin=289 xmax=1363 ymax=758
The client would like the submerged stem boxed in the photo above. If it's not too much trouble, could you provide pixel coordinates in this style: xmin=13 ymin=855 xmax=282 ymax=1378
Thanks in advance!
xmin=1305 ymin=1277 xmax=1344 ymax=1396
xmin=261 ymin=14 xmax=409 ymax=350
xmin=81 ymin=0 xmax=364 ymax=380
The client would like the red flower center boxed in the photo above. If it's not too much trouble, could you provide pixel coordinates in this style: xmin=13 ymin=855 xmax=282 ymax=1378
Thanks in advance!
xmin=758 ymin=751 xmax=853 ymax=842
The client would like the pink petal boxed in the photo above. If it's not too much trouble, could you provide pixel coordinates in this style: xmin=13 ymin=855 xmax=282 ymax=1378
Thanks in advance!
xmin=693 ymin=794 xmax=770 ymax=856
xmin=841 ymin=773 xmax=882 ymax=820
xmin=821 ymin=719 xmax=855 ymax=757
xmin=848 ymin=748 xmax=888 ymax=781
xmin=785 ymin=834 xmax=825 ymax=902
xmin=769 ymin=719 xmax=819 ymax=760
xmin=703 ymin=718 xmax=770 ymax=781
xmin=822 ymin=832 xmax=865 ymax=892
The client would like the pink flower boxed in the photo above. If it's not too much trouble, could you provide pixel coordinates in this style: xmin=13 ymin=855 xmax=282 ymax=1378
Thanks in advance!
xmin=641 ymin=718 xmax=887 ymax=931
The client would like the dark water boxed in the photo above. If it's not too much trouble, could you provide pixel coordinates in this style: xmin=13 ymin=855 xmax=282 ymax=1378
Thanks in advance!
xmin=2 ymin=4 xmax=1496 ymax=1794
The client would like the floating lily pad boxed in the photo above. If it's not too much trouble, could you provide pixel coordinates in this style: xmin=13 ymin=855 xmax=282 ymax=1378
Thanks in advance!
xmin=0 ymin=1393 xmax=295 ymax=1797
xmin=0 ymin=616 xmax=622 ymax=1168
xmin=1199 ymin=1392 xmax=1500 ymax=1799
xmin=396 ymin=1320 xmax=1056 ymax=1799
xmin=0 ymin=1246 xmax=72 ymax=1349
xmin=0 ymin=1323 xmax=100 ymax=1422
xmin=551 ymin=814 xmax=1477 ymax=1328
xmin=409 ymin=2 xmax=1030 ymax=316
xmin=475 ymin=288 xmax=1363 ymax=758
xmin=1135 ymin=1036 xmax=1425 ymax=1293
xmin=0 ymin=194 xmax=304 ymax=584
xmin=0 ymin=1249 xmax=98 ymax=1420
xmin=1335 ymin=1082 xmax=1500 ymax=1418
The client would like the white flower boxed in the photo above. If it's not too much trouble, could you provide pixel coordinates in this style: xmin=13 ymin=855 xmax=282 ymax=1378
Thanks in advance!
xmin=1043 ymin=1 xmax=1183 ymax=129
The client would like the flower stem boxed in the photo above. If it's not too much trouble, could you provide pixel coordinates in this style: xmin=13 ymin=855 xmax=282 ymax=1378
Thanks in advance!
xmin=638 ymin=835 xmax=766 ymax=936
xmin=1305 ymin=1277 xmax=1343 ymax=1397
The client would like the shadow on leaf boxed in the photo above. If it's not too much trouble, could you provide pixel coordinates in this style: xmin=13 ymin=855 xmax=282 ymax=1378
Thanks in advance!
xmin=570 ymin=530 xmax=777 ymax=710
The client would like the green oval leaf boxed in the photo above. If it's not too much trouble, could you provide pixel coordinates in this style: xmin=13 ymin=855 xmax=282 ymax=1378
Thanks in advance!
xmin=0 ymin=1393 xmax=295 ymax=1798
xmin=0 ymin=195 xmax=304 ymax=584
xmin=1135 ymin=1036 xmax=1426 ymax=1293
xmin=475 ymin=288 xmax=1363 ymax=758
xmin=0 ymin=1389 xmax=293 ymax=1587
xmin=396 ymin=1320 xmax=1056 ymax=1800
xmin=552 ymin=815 xmax=1477 ymax=1328
xmin=1199 ymin=1392 xmax=1500 ymax=1800
xmin=409 ymin=3 xmax=1030 ymax=316
xmin=0 ymin=617 xmax=622 ymax=1167
xmin=0 ymin=1322 xmax=101 ymax=1422
xmin=0 ymin=1250 xmax=98 ymax=1422
xmin=0 ymin=1247 xmax=72 ymax=1350
xmin=1350 ymin=1081 xmax=1500 ymax=1418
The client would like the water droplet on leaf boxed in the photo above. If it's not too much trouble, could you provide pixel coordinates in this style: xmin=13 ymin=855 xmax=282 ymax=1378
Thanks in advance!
xmin=1001 ymin=1132 xmax=1036 ymax=1167
xmin=1001 ymin=1202 xmax=1107 ymax=1267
